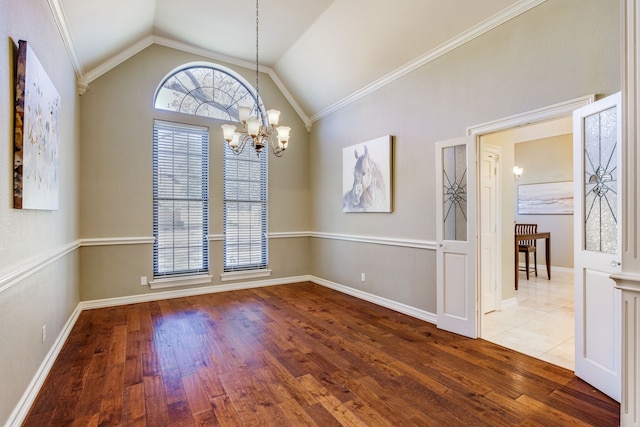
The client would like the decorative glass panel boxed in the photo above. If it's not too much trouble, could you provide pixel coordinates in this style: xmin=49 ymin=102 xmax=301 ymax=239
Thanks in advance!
xmin=443 ymin=145 xmax=467 ymax=241
xmin=584 ymin=106 xmax=617 ymax=254
xmin=154 ymin=66 xmax=261 ymax=122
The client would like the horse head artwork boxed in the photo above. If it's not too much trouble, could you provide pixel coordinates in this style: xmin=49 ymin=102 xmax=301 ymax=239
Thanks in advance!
xmin=343 ymin=145 xmax=387 ymax=212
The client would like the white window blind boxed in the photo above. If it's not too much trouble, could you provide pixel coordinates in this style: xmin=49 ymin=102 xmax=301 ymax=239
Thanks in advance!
xmin=153 ymin=120 xmax=209 ymax=277
xmin=223 ymin=144 xmax=268 ymax=271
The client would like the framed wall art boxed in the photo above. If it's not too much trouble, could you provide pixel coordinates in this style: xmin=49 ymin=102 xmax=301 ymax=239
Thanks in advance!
xmin=342 ymin=135 xmax=392 ymax=213
xmin=14 ymin=40 xmax=60 ymax=210
xmin=517 ymin=181 xmax=573 ymax=215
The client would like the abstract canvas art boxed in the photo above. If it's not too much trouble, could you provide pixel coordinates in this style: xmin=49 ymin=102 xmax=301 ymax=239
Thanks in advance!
xmin=517 ymin=181 xmax=574 ymax=215
xmin=342 ymin=135 xmax=392 ymax=213
xmin=14 ymin=40 xmax=60 ymax=210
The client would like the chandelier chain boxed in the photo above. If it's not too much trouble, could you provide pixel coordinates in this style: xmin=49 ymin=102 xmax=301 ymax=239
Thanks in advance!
xmin=220 ymin=0 xmax=291 ymax=157
xmin=255 ymin=0 xmax=260 ymax=100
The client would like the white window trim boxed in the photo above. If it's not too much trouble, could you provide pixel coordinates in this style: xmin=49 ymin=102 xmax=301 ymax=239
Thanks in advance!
xmin=220 ymin=269 xmax=272 ymax=282
xmin=149 ymin=274 xmax=213 ymax=290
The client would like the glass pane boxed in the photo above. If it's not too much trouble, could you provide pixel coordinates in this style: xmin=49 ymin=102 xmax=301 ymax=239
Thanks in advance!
xmin=442 ymin=144 xmax=467 ymax=241
xmin=154 ymin=66 xmax=261 ymax=122
xmin=584 ymin=106 xmax=617 ymax=254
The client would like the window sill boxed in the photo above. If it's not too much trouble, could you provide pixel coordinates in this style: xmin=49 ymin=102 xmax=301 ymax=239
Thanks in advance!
xmin=149 ymin=274 xmax=213 ymax=290
xmin=220 ymin=269 xmax=272 ymax=282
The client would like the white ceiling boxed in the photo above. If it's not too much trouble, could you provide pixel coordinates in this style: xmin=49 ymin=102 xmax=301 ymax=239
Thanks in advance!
xmin=57 ymin=0 xmax=539 ymax=122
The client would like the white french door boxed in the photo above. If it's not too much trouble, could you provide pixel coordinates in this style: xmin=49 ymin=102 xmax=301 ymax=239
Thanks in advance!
xmin=435 ymin=136 xmax=477 ymax=338
xmin=573 ymin=92 xmax=622 ymax=402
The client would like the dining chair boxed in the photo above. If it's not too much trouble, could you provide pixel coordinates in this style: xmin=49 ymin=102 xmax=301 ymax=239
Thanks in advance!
xmin=515 ymin=223 xmax=537 ymax=280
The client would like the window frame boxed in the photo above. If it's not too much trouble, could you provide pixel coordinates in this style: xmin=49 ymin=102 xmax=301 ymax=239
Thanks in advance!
xmin=152 ymin=120 xmax=210 ymax=280
xmin=152 ymin=63 xmax=270 ymax=282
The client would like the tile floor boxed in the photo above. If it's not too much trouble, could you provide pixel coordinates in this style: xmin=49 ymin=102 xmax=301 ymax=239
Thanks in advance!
xmin=482 ymin=269 xmax=575 ymax=371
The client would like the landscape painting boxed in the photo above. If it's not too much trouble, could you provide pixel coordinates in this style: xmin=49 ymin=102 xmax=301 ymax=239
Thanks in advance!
xmin=343 ymin=135 xmax=392 ymax=213
xmin=14 ymin=40 xmax=60 ymax=210
xmin=517 ymin=181 xmax=573 ymax=215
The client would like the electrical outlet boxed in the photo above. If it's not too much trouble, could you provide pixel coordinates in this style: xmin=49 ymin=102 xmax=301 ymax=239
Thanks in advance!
xmin=140 ymin=276 xmax=148 ymax=286
xmin=361 ymin=272 xmax=366 ymax=282
xmin=42 ymin=325 xmax=46 ymax=343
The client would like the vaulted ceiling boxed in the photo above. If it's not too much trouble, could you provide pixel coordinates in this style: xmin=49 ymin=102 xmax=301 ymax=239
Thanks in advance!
xmin=55 ymin=0 xmax=542 ymax=124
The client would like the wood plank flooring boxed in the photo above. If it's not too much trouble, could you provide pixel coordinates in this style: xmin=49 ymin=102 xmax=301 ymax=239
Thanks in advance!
xmin=23 ymin=282 xmax=619 ymax=426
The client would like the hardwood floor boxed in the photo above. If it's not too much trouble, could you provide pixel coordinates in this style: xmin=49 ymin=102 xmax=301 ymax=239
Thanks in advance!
xmin=23 ymin=282 xmax=619 ymax=426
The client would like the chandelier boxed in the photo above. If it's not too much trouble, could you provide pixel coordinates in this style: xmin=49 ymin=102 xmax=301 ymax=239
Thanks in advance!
xmin=221 ymin=0 xmax=291 ymax=157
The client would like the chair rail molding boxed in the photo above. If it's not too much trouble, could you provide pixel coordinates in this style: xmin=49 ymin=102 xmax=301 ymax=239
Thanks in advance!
xmin=0 ymin=240 xmax=80 ymax=295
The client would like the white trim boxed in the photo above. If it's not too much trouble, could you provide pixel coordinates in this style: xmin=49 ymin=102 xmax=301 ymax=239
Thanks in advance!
xmin=4 ymin=305 xmax=82 ymax=427
xmin=310 ymin=232 xmax=436 ymax=250
xmin=499 ymin=297 xmax=519 ymax=310
xmin=220 ymin=269 xmax=272 ymax=282
xmin=77 ymin=35 xmax=312 ymax=128
xmin=149 ymin=274 xmax=213 ymax=290
xmin=81 ymin=237 xmax=155 ymax=246
xmin=310 ymin=0 xmax=546 ymax=122
xmin=50 ymin=1 xmax=544 ymax=126
xmin=269 ymin=231 xmax=310 ymax=239
xmin=265 ymin=69 xmax=312 ymax=132
xmin=209 ymin=232 xmax=313 ymax=241
xmin=46 ymin=0 xmax=84 ymax=78
xmin=467 ymin=95 xmax=595 ymax=136
xmin=0 ymin=233 xmax=433 ymax=296
xmin=310 ymin=276 xmax=437 ymax=324
xmin=0 ymin=240 xmax=80 ymax=295
xmin=80 ymin=275 xmax=313 ymax=310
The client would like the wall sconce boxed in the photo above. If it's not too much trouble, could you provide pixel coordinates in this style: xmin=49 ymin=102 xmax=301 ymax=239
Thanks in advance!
xmin=513 ymin=166 xmax=523 ymax=180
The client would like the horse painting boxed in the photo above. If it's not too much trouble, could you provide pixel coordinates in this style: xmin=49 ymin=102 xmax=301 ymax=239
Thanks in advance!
xmin=343 ymin=145 xmax=387 ymax=212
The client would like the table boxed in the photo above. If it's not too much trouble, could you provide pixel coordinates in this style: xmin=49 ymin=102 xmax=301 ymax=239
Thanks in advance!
xmin=514 ymin=231 xmax=551 ymax=290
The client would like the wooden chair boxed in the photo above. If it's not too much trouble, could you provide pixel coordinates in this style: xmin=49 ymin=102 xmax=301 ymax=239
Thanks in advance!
xmin=515 ymin=223 xmax=537 ymax=280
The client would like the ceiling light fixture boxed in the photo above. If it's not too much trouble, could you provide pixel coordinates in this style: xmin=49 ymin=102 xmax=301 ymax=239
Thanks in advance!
xmin=221 ymin=0 xmax=291 ymax=157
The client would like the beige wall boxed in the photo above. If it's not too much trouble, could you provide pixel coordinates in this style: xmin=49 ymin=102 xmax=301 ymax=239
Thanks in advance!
xmin=0 ymin=0 xmax=623 ymax=423
xmin=515 ymin=134 xmax=574 ymax=269
xmin=78 ymin=44 xmax=310 ymax=301
xmin=0 ymin=0 xmax=80 ymax=424
xmin=309 ymin=0 xmax=620 ymax=313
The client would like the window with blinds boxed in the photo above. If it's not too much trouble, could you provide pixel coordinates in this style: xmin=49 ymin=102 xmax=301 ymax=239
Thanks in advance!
xmin=153 ymin=120 xmax=209 ymax=277
xmin=223 ymin=143 xmax=268 ymax=272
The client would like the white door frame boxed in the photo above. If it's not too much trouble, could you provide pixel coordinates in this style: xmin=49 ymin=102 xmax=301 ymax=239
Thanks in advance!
xmin=467 ymin=94 xmax=595 ymax=326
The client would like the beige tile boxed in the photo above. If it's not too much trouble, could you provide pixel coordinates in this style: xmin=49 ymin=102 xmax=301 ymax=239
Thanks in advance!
xmin=482 ymin=270 xmax=575 ymax=370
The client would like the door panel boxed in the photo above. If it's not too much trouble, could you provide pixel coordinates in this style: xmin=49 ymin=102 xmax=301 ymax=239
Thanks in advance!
xmin=436 ymin=136 xmax=477 ymax=338
xmin=481 ymin=147 xmax=499 ymax=314
xmin=573 ymin=92 xmax=621 ymax=402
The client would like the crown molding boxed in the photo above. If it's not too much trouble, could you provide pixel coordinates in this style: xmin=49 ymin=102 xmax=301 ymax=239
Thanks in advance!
xmin=75 ymin=35 xmax=312 ymax=128
xmin=46 ymin=0 xmax=84 ymax=78
xmin=309 ymin=0 xmax=547 ymax=123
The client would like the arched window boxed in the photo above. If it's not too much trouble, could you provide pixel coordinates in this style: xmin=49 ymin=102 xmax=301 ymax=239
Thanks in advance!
xmin=153 ymin=64 xmax=269 ymax=280
xmin=154 ymin=64 xmax=266 ymax=123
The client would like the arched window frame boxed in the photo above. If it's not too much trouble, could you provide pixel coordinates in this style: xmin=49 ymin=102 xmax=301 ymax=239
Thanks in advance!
xmin=153 ymin=62 xmax=268 ymax=125
xmin=152 ymin=62 xmax=270 ymax=282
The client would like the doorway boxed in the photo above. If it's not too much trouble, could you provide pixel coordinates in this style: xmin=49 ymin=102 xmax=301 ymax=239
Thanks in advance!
xmin=469 ymin=98 xmax=591 ymax=370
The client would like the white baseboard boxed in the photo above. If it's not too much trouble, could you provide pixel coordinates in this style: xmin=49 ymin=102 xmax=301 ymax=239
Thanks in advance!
xmin=309 ymin=276 xmax=437 ymax=325
xmin=500 ymin=297 xmax=518 ymax=310
xmin=5 ymin=305 xmax=82 ymax=427
xmin=80 ymin=275 xmax=313 ymax=310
